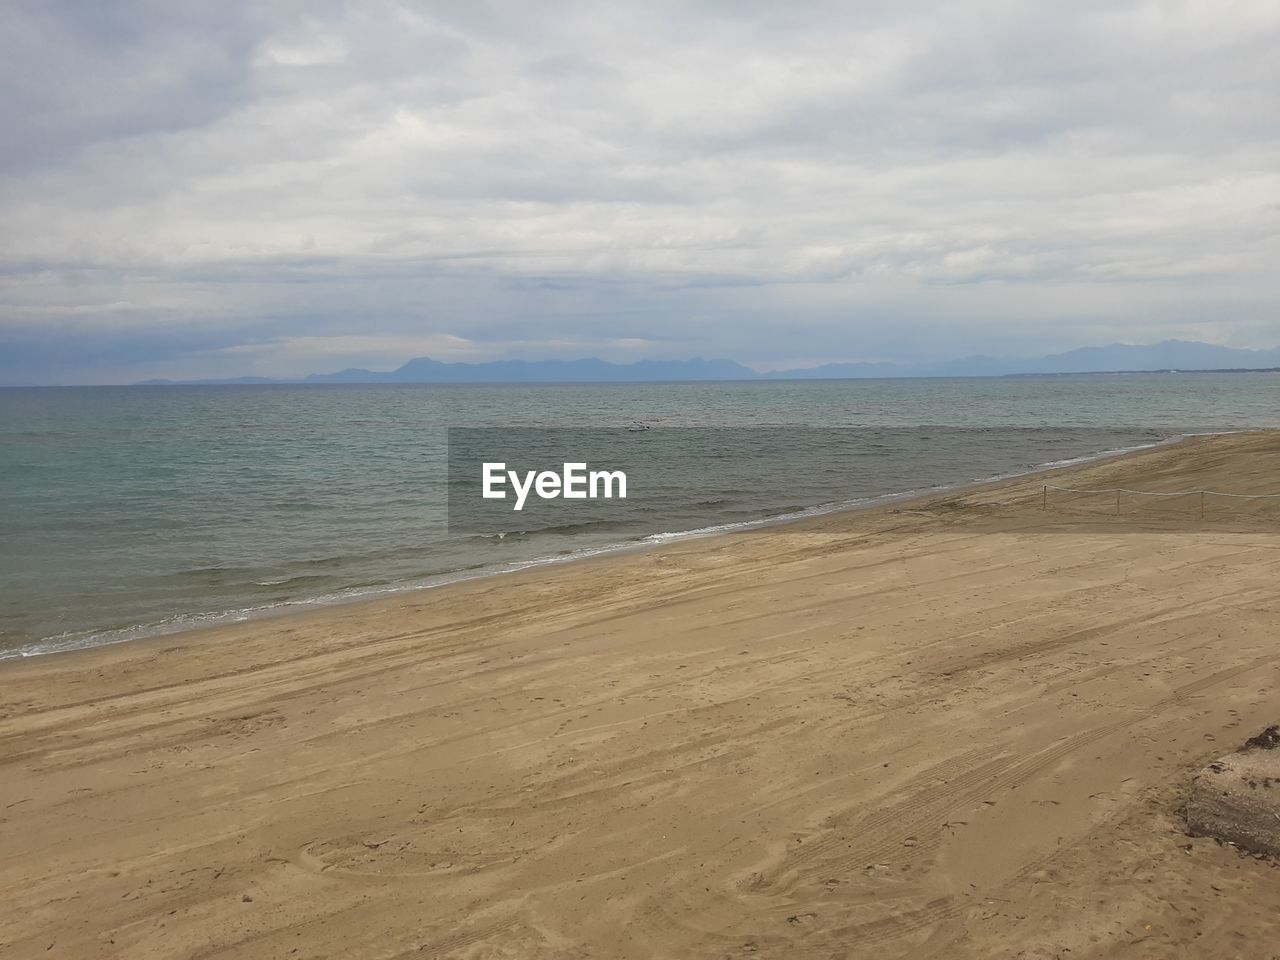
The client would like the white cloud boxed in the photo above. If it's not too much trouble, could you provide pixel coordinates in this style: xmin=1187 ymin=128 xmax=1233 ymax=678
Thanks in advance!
xmin=2 ymin=0 xmax=1279 ymax=382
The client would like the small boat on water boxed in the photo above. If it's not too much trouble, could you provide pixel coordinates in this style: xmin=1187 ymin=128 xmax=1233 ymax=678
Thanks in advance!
xmin=626 ymin=421 xmax=651 ymax=432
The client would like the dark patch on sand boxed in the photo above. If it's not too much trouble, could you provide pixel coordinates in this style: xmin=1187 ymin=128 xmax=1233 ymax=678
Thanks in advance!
xmin=1243 ymin=725 xmax=1280 ymax=751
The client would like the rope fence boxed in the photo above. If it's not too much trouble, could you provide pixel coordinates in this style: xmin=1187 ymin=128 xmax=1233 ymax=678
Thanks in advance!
xmin=1041 ymin=484 xmax=1280 ymax=519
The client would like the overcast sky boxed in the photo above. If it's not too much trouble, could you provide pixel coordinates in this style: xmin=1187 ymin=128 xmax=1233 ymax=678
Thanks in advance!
xmin=2 ymin=1 xmax=1278 ymax=383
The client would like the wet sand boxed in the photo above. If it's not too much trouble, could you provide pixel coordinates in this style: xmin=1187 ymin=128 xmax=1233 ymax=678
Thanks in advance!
xmin=2 ymin=431 xmax=1279 ymax=959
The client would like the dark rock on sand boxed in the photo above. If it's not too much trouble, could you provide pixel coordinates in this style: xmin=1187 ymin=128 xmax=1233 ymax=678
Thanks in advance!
xmin=1186 ymin=725 xmax=1280 ymax=857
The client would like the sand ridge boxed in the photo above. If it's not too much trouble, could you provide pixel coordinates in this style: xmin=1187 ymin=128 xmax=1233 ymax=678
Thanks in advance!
xmin=2 ymin=431 xmax=1280 ymax=958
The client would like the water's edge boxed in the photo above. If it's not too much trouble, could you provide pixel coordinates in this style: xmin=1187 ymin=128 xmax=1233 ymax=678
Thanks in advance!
xmin=1 ymin=433 xmax=1189 ymax=664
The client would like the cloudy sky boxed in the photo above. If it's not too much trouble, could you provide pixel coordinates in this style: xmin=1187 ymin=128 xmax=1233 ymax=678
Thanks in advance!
xmin=2 ymin=1 xmax=1278 ymax=384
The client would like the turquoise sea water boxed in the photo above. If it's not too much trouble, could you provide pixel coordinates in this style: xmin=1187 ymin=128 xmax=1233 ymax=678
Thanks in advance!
xmin=1 ymin=373 xmax=1277 ymax=659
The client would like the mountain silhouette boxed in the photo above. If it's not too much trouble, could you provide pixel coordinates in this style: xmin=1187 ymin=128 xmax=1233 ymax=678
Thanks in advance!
xmin=137 ymin=340 xmax=1280 ymax=385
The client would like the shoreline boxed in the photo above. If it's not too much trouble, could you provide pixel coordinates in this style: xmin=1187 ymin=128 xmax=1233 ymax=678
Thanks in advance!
xmin=1 ymin=430 xmax=1197 ymax=666
xmin=2 ymin=429 xmax=1279 ymax=958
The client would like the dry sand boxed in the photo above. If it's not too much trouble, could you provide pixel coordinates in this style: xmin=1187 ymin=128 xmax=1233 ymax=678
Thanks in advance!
xmin=3 ymin=431 xmax=1280 ymax=959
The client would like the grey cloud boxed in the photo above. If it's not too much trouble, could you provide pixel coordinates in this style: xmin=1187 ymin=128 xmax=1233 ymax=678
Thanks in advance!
xmin=1 ymin=1 xmax=1278 ymax=383
xmin=0 ymin=1 xmax=267 ymax=173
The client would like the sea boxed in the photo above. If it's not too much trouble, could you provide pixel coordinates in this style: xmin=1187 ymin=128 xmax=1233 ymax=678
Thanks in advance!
xmin=1 ymin=373 xmax=1277 ymax=660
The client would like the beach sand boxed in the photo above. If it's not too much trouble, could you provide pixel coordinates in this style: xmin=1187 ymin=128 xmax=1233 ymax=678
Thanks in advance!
xmin=2 ymin=431 xmax=1280 ymax=959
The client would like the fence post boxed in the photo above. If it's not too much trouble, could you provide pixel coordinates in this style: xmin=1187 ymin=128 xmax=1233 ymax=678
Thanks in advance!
xmin=1116 ymin=490 xmax=1121 ymax=516
xmin=1042 ymin=485 xmax=1047 ymax=511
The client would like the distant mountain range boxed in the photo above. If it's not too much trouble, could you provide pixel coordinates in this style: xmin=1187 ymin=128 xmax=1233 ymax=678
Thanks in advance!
xmin=139 ymin=340 xmax=1280 ymax=385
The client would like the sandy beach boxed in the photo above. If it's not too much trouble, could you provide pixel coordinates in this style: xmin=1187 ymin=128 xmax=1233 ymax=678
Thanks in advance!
xmin=2 ymin=430 xmax=1279 ymax=959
